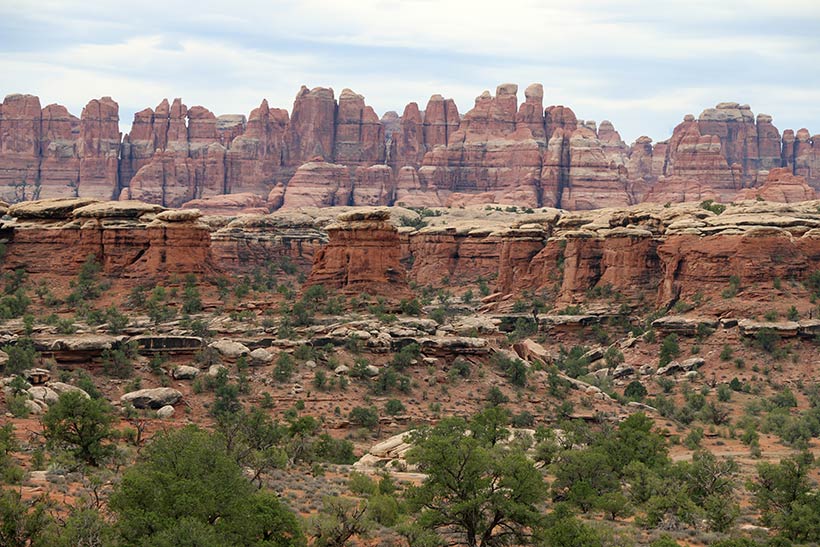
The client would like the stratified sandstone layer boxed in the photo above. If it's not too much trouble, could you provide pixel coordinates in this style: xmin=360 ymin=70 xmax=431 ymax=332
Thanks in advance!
xmin=4 ymin=199 xmax=820 ymax=309
xmin=1 ymin=88 xmax=818 ymax=211
xmin=1 ymin=198 xmax=214 ymax=278
xmin=305 ymin=208 xmax=410 ymax=297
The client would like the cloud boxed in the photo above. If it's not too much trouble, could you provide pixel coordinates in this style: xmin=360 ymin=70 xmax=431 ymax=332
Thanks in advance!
xmin=1 ymin=0 xmax=819 ymax=142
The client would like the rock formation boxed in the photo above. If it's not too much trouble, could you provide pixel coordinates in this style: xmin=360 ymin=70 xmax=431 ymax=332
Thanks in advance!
xmin=1 ymin=86 xmax=818 ymax=211
xmin=736 ymin=168 xmax=816 ymax=203
xmin=1 ymin=198 xmax=214 ymax=278
xmin=305 ymin=208 xmax=410 ymax=296
xmin=6 ymin=198 xmax=820 ymax=308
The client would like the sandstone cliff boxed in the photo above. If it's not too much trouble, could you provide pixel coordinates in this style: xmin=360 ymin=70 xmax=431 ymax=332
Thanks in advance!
xmin=2 ymin=87 xmax=818 ymax=211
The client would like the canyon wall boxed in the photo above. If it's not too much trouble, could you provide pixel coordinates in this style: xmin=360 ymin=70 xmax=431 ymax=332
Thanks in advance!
xmin=4 ymin=199 xmax=820 ymax=310
xmin=1 ymin=87 xmax=818 ymax=211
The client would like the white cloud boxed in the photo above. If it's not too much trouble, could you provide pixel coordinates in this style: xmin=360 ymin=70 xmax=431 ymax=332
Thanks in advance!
xmin=1 ymin=0 xmax=819 ymax=142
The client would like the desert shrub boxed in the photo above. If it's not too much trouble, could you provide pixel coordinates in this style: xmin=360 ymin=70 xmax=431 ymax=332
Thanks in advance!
xmin=701 ymin=199 xmax=726 ymax=215
xmin=349 ymin=406 xmax=379 ymax=429
xmin=385 ymin=399 xmax=406 ymax=415
xmin=659 ymin=334 xmax=681 ymax=366
xmin=625 ymin=380 xmax=648 ymax=401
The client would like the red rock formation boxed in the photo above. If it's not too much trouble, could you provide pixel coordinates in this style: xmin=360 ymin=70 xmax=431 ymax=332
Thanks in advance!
xmin=121 ymin=99 xmax=230 ymax=207
xmin=736 ymin=168 xmax=816 ymax=203
xmin=540 ymin=105 xmax=578 ymax=207
xmin=216 ymin=115 xmax=246 ymax=146
xmin=422 ymin=94 xmax=459 ymax=149
xmin=2 ymin=199 xmax=214 ymax=278
xmin=287 ymin=86 xmax=336 ymax=163
xmin=657 ymin=232 xmax=814 ymax=304
xmin=394 ymin=167 xmax=431 ymax=207
xmin=640 ymin=176 xmax=723 ymax=204
xmin=561 ymin=127 xmax=630 ymax=210
xmin=789 ymin=129 xmax=820 ymax=190
xmin=0 ymin=94 xmax=44 ymax=201
xmin=3 ymin=88 xmax=820 ymax=211
xmin=625 ymin=136 xmax=656 ymax=201
xmin=306 ymin=209 xmax=410 ymax=296
xmin=664 ymin=118 xmax=736 ymax=191
xmin=77 ymin=97 xmax=120 ymax=200
xmin=417 ymin=84 xmax=543 ymax=207
xmin=756 ymin=114 xmax=782 ymax=176
xmin=280 ymin=161 xmax=351 ymax=209
xmin=38 ymin=104 xmax=80 ymax=199
xmin=696 ymin=102 xmax=759 ymax=184
xmin=353 ymin=165 xmax=393 ymax=206
xmin=389 ymin=102 xmax=424 ymax=169
xmin=333 ymin=89 xmax=385 ymax=165
xmin=225 ymin=99 xmax=288 ymax=196
xmin=515 ymin=84 xmax=545 ymax=139
xmin=408 ymin=229 xmax=504 ymax=286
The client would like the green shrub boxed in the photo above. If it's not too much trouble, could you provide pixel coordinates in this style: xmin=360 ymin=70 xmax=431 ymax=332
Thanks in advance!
xmin=624 ymin=380 xmax=647 ymax=401
xmin=385 ymin=399 xmax=406 ymax=415
xmin=2 ymin=338 xmax=38 ymax=376
xmin=701 ymin=199 xmax=726 ymax=215
xmin=659 ymin=334 xmax=681 ymax=366
xmin=273 ymin=353 xmax=295 ymax=383
xmin=349 ymin=406 xmax=379 ymax=429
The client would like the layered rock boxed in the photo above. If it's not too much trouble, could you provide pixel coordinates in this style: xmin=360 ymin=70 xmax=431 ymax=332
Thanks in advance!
xmin=416 ymin=84 xmax=543 ymax=207
xmin=560 ymin=127 xmax=630 ymax=210
xmin=736 ymin=168 xmax=816 ymax=203
xmin=333 ymin=89 xmax=385 ymax=165
xmin=389 ymin=102 xmax=424 ymax=169
xmin=38 ymin=104 xmax=81 ymax=199
xmin=1 ymin=198 xmax=214 ymax=278
xmin=77 ymin=97 xmax=121 ymax=199
xmin=783 ymin=128 xmax=820 ymax=190
xmin=121 ymin=99 xmax=228 ymax=207
xmin=225 ymin=99 xmax=288 ymax=196
xmin=209 ymin=211 xmax=326 ymax=274
xmin=2 ymin=88 xmax=819 ymax=211
xmin=281 ymin=161 xmax=352 ymax=209
xmin=305 ymin=208 xmax=410 ymax=296
xmin=287 ymin=86 xmax=337 ymax=163
xmin=0 ymin=94 xmax=45 ymax=200
xmin=422 ymin=94 xmax=460 ymax=149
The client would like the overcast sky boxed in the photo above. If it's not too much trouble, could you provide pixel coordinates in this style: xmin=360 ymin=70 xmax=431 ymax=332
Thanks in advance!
xmin=2 ymin=0 xmax=819 ymax=143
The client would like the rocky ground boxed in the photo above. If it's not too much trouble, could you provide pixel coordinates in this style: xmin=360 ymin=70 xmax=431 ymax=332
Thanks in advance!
xmin=2 ymin=198 xmax=820 ymax=546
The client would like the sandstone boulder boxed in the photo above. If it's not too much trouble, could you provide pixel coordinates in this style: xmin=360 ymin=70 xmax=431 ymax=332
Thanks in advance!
xmin=121 ymin=387 xmax=182 ymax=409
xmin=209 ymin=339 xmax=251 ymax=359
xmin=171 ymin=365 xmax=199 ymax=380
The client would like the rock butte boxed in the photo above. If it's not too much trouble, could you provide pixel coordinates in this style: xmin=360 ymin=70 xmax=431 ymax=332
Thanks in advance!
xmin=1 ymin=87 xmax=818 ymax=212
xmin=6 ymin=198 xmax=820 ymax=307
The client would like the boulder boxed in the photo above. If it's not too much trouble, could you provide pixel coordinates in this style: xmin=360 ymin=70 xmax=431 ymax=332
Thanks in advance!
xmin=24 ymin=399 xmax=45 ymax=414
xmin=45 ymin=381 xmax=90 ymax=399
xmin=27 ymin=386 xmax=59 ymax=405
xmin=208 ymin=364 xmax=228 ymax=377
xmin=249 ymin=348 xmax=273 ymax=366
xmin=209 ymin=339 xmax=251 ymax=359
xmin=171 ymin=365 xmax=199 ymax=380
xmin=513 ymin=338 xmax=553 ymax=364
xmin=121 ymin=387 xmax=182 ymax=409
xmin=156 ymin=405 xmax=175 ymax=418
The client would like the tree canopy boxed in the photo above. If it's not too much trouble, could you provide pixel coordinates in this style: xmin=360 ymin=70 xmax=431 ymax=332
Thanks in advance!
xmin=109 ymin=425 xmax=304 ymax=547
xmin=405 ymin=408 xmax=547 ymax=547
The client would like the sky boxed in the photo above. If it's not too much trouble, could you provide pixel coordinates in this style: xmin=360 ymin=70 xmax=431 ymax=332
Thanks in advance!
xmin=1 ymin=0 xmax=819 ymax=144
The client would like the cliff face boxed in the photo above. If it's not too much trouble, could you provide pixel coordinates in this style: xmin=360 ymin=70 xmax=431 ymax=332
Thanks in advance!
xmin=4 ymin=199 xmax=820 ymax=310
xmin=305 ymin=208 xmax=410 ymax=296
xmin=1 ymin=87 xmax=818 ymax=211
xmin=1 ymin=198 xmax=214 ymax=278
